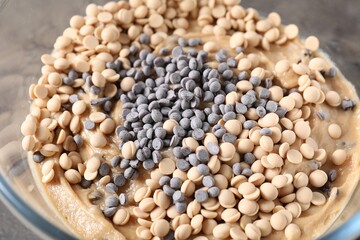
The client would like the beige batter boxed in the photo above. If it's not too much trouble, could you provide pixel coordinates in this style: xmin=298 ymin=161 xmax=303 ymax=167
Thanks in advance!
xmin=27 ymin=34 xmax=360 ymax=240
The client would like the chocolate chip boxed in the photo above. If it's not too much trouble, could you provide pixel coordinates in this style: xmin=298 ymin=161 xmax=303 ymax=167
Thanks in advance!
xmin=194 ymin=189 xmax=209 ymax=203
xmin=170 ymin=177 xmax=182 ymax=189
xmin=206 ymin=142 xmax=220 ymax=155
xmin=202 ymin=175 xmax=215 ymax=187
xmin=175 ymin=201 xmax=187 ymax=213
xmin=208 ymin=187 xmax=220 ymax=198
xmin=197 ymin=164 xmax=210 ymax=175
xmin=173 ymin=190 xmax=185 ymax=202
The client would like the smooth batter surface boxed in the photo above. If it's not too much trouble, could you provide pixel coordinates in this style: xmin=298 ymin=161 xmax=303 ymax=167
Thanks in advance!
xmin=28 ymin=33 xmax=360 ymax=239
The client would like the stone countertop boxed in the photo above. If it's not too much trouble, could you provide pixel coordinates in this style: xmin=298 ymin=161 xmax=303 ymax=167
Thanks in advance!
xmin=0 ymin=0 xmax=359 ymax=239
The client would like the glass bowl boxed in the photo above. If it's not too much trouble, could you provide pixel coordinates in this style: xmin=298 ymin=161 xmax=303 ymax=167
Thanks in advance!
xmin=0 ymin=0 xmax=359 ymax=239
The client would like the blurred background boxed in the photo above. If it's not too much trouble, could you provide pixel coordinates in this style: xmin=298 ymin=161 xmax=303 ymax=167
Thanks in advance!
xmin=0 ymin=0 xmax=359 ymax=239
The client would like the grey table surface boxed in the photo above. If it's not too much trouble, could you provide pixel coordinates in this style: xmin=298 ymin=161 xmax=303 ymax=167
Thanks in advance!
xmin=0 ymin=0 xmax=359 ymax=239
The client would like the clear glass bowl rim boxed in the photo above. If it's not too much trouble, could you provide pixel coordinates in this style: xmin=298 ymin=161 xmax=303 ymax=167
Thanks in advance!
xmin=0 ymin=0 xmax=359 ymax=239
xmin=0 ymin=174 xmax=76 ymax=240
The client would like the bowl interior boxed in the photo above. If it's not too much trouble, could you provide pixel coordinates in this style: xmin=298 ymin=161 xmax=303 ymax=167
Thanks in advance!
xmin=0 ymin=0 xmax=359 ymax=239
